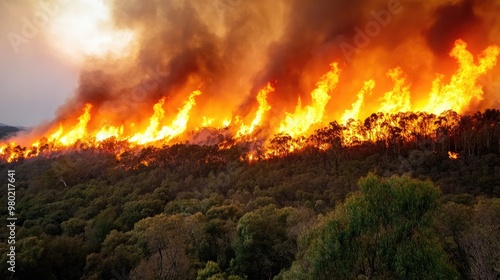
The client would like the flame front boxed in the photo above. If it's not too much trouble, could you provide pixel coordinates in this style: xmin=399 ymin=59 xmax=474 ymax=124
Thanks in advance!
xmin=1 ymin=40 xmax=500 ymax=163
xmin=423 ymin=40 xmax=500 ymax=115
xmin=279 ymin=63 xmax=341 ymax=137
xmin=129 ymin=97 xmax=167 ymax=145
xmin=96 ymin=125 xmax=124 ymax=142
xmin=52 ymin=104 xmax=93 ymax=146
xmin=237 ymin=82 xmax=274 ymax=138
xmin=129 ymin=90 xmax=202 ymax=145
xmin=341 ymin=80 xmax=375 ymax=124
xmin=379 ymin=68 xmax=411 ymax=114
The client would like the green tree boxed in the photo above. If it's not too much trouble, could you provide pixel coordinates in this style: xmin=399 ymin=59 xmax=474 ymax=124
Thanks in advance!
xmin=82 ymin=230 xmax=144 ymax=280
xmin=438 ymin=197 xmax=500 ymax=280
xmin=197 ymin=261 xmax=223 ymax=280
xmin=130 ymin=213 xmax=206 ymax=280
xmin=84 ymin=206 xmax=118 ymax=247
xmin=281 ymin=174 xmax=458 ymax=280
xmin=232 ymin=205 xmax=296 ymax=280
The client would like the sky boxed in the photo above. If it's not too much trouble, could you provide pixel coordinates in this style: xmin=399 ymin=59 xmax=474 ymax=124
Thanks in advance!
xmin=0 ymin=0 xmax=132 ymax=127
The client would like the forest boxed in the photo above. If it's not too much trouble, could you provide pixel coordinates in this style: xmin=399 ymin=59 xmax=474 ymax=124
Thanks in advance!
xmin=0 ymin=109 xmax=499 ymax=280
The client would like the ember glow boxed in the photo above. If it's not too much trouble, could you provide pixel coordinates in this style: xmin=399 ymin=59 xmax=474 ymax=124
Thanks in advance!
xmin=2 ymin=0 xmax=500 ymax=163
xmin=448 ymin=151 xmax=459 ymax=160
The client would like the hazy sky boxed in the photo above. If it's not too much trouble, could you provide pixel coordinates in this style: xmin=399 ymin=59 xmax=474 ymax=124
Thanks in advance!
xmin=0 ymin=0 xmax=131 ymax=127
xmin=0 ymin=40 xmax=78 ymax=127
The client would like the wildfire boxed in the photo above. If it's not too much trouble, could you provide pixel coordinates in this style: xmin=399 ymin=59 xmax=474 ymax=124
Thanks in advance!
xmin=129 ymin=90 xmax=202 ymax=145
xmin=221 ymin=119 xmax=232 ymax=128
xmin=0 ymin=143 xmax=15 ymax=163
xmin=1 ymin=39 xmax=499 ymax=163
xmin=236 ymin=82 xmax=274 ymax=138
xmin=423 ymin=40 xmax=500 ymax=115
xmin=341 ymin=80 xmax=375 ymax=124
xmin=129 ymin=97 xmax=167 ymax=145
xmin=448 ymin=151 xmax=459 ymax=160
xmin=96 ymin=125 xmax=124 ymax=142
xmin=202 ymin=117 xmax=215 ymax=128
xmin=279 ymin=63 xmax=341 ymax=137
xmin=379 ymin=67 xmax=411 ymax=114
xmin=49 ymin=104 xmax=93 ymax=146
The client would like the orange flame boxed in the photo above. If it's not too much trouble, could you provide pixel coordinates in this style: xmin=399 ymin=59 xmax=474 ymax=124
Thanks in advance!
xmin=130 ymin=90 xmax=202 ymax=145
xmin=53 ymin=103 xmax=93 ymax=146
xmin=129 ymin=97 xmax=166 ymax=144
xmin=202 ymin=117 xmax=214 ymax=128
xmin=1 ymin=39 xmax=499 ymax=163
xmin=221 ymin=119 xmax=232 ymax=128
xmin=96 ymin=125 xmax=124 ymax=142
xmin=424 ymin=40 xmax=500 ymax=114
xmin=279 ymin=62 xmax=341 ymax=137
xmin=237 ymin=82 xmax=274 ymax=138
xmin=379 ymin=67 xmax=411 ymax=114
xmin=341 ymin=80 xmax=375 ymax=124
xmin=448 ymin=151 xmax=459 ymax=160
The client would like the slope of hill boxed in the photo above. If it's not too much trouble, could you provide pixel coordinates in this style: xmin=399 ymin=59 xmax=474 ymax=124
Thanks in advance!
xmin=0 ymin=109 xmax=499 ymax=279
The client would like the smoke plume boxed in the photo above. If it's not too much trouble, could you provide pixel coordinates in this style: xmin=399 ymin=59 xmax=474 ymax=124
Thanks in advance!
xmin=54 ymin=0 xmax=500 ymax=134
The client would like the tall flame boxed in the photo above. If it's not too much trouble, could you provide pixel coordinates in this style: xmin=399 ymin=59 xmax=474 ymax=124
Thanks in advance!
xmin=163 ymin=90 xmax=202 ymax=141
xmin=279 ymin=63 xmax=341 ymax=137
xmin=237 ymin=82 xmax=274 ymax=138
xmin=52 ymin=104 xmax=93 ymax=146
xmin=379 ymin=67 xmax=411 ymax=114
xmin=129 ymin=97 xmax=166 ymax=144
xmin=130 ymin=90 xmax=202 ymax=145
xmin=1 ymin=39 xmax=499 ymax=163
xmin=424 ymin=40 xmax=500 ymax=114
xmin=341 ymin=80 xmax=375 ymax=124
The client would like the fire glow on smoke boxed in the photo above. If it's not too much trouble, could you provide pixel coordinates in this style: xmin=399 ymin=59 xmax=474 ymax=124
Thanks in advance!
xmin=1 ymin=0 xmax=500 ymax=162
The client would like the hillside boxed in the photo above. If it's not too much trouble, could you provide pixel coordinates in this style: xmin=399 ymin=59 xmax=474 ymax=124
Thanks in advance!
xmin=2 ymin=0 xmax=500 ymax=279
xmin=0 ymin=110 xmax=499 ymax=280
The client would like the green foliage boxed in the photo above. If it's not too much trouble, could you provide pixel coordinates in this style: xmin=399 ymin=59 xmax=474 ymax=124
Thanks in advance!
xmin=232 ymin=205 xmax=296 ymax=280
xmin=128 ymin=213 xmax=207 ymax=279
xmin=437 ymin=197 xmax=500 ymax=279
xmin=197 ymin=261 xmax=223 ymax=280
xmin=83 ymin=230 xmax=144 ymax=280
xmin=115 ymin=198 xmax=163 ymax=230
xmin=61 ymin=217 xmax=86 ymax=236
xmin=84 ymin=206 xmax=118 ymax=246
xmin=1 ymin=111 xmax=500 ymax=280
xmin=9 ymin=237 xmax=44 ymax=277
xmin=282 ymin=174 xmax=459 ymax=280
xmin=0 ymin=235 xmax=89 ymax=279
